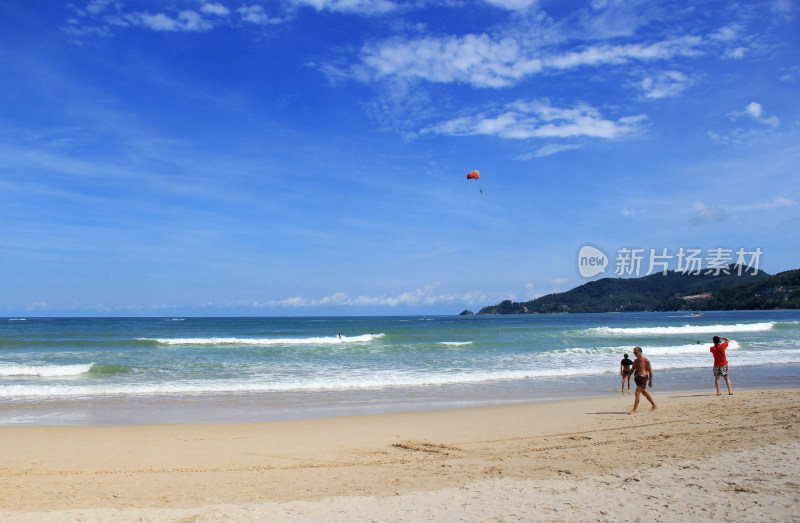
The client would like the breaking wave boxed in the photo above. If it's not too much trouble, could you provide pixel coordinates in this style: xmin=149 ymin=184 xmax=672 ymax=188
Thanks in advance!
xmin=142 ymin=333 xmax=385 ymax=346
xmin=0 ymin=363 xmax=94 ymax=377
xmin=587 ymin=323 xmax=776 ymax=336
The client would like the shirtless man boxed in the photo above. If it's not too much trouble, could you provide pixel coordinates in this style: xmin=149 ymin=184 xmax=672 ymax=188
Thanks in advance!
xmin=628 ymin=346 xmax=656 ymax=414
xmin=620 ymin=353 xmax=633 ymax=392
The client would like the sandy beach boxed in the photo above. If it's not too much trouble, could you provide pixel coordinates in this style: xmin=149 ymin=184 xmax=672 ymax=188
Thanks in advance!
xmin=1 ymin=387 xmax=798 ymax=522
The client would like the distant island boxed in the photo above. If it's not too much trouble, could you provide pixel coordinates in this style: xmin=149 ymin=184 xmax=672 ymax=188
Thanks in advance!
xmin=474 ymin=265 xmax=800 ymax=314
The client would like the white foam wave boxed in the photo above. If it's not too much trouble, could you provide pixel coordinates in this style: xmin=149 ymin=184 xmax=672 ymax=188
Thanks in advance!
xmin=7 ymin=318 xmax=27 ymax=321
xmin=0 ymin=363 xmax=93 ymax=377
xmin=0 ymin=367 xmax=600 ymax=398
xmin=588 ymin=322 xmax=775 ymax=336
xmin=3 ymin=343 xmax=800 ymax=400
xmin=559 ymin=341 xmax=742 ymax=357
xmin=439 ymin=341 xmax=472 ymax=346
xmin=143 ymin=333 xmax=385 ymax=346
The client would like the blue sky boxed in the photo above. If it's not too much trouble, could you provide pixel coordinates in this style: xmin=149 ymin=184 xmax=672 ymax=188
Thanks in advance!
xmin=0 ymin=0 xmax=798 ymax=316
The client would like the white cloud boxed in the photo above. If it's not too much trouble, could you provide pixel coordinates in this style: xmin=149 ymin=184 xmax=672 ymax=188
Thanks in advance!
xmin=125 ymin=10 xmax=214 ymax=32
xmin=746 ymin=101 xmax=763 ymax=118
xmin=707 ymin=24 xmax=751 ymax=59
xmin=639 ymin=70 xmax=690 ymax=99
xmin=26 ymin=301 xmax=51 ymax=310
xmin=743 ymin=102 xmax=780 ymax=127
xmin=360 ymin=34 xmax=541 ymax=88
xmin=84 ymin=0 xmax=117 ymax=15
xmin=259 ymin=283 xmax=502 ymax=308
xmin=731 ymin=196 xmax=796 ymax=212
xmin=543 ymin=37 xmax=703 ymax=69
xmin=63 ymin=18 xmax=112 ymax=37
xmin=358 ymin=34 xmax=704 ymax=88
xmin=713 ymin=102 xmax=782 ymax=143
xmin=292 ymin=0 xmax=397 ymax=15
xmin=200 ymin=3 xmax=230 ymax=16
xmin=770 ymin=0 xmax=793 ymax=16
xmin=725 ymin=47 xmax=747 ymax=59
xmin=518 ymin=143 xmax=583 ymax=159
xmin=709 ymin=24 xmax=740 ymax=42
xmin=689 ymin=197 xmax=795 ymax=225
xmin=69 ymin=0 xmax=397 ymax=36
xmin=779 ymin=66 xmax=800 ymax=82
xmin=483 ymin=0 xmax=538 ymax=10
xmin=517 ymin=283 xmax=537 ymax=300
xmin=237 ymin=5 xmax=281 ymax=25
xmin=425 ymin=100 xmax=646 ymax=140
xmin=691 ymin=203 xmax=727 ymax=225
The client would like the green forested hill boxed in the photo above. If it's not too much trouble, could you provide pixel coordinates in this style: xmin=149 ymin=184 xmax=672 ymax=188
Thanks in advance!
xmin=477 ymin=266 xmax=799 ymax=314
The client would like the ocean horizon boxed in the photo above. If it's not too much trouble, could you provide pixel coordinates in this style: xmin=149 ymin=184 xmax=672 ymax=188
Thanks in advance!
xmin=2 ymin=310 xmax=798 ymax=425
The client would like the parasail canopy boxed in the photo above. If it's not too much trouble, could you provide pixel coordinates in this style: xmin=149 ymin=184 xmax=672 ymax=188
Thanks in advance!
xmin=467 ymin=170 xmax=480 ymax=180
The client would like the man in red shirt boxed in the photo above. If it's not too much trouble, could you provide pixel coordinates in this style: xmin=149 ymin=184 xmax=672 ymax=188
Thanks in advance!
xmin=711 ymin=335 xmax=733 ymax=395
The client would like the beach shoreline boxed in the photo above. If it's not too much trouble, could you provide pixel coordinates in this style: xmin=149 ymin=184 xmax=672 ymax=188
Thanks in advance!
xmin=4 ymin=362 xmax=798 ymax=427
xmin=1 ymin=386 xmax=798 ymax=521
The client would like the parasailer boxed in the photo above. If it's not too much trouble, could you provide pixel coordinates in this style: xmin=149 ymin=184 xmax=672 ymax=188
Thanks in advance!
xmin=467 ymin=170 xmax=482 ymax=194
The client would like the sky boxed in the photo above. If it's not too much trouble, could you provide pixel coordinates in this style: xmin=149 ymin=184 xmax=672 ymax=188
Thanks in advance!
xmin=0 ymin=0 xmax=798 ymax=316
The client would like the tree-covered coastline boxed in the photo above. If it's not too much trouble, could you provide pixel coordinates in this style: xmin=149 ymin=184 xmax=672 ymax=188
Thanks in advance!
xmin=476 ymin=266 xmax=800 ymax=314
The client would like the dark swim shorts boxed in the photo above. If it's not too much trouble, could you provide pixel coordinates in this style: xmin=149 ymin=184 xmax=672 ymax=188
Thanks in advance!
xmin=713 ymin=365 xmax=728 ymax=377
xmin=634 ymin=375 xmax=648 ymax=388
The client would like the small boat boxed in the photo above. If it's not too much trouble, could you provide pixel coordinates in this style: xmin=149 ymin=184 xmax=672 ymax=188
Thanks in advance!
xmin=689 ymin=312 xmax=704 ymax=317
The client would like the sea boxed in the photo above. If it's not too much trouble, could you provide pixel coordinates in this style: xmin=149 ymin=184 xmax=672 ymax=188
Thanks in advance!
xmin=1 ymin=310 xmax=799 ymax=426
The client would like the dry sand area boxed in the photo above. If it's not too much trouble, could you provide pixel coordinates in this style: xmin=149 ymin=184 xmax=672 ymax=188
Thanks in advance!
xmin=1 ymin=387 xmax=798 ymax=521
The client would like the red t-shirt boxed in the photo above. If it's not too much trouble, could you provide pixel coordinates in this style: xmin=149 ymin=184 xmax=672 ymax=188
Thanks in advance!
xmin=710 ymin=341 xmax=728 ymax=366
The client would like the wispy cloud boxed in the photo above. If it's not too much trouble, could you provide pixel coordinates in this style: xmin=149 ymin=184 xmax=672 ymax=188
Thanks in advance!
xmin=293 ymin=0 xmax=398 ymax=14
xmin=78 ymin=0 xmax=119 ymax=16
xmin=483 ymin=0 xmax=539 ymax=11
xmin=690 ymin=196 xmax=795 ymax=225
xmin=127 ymin=11 xmax=215 ymax=32
xmin=770 ymin=0 xmax=794 ymax=19
xmin=200 ymin=2 xmax=230 ymax=16
xmin=743 ymin=102 xmax=780 ymax=127
xmin=690 ymin=203 xmax=728 ymax=225
xmin=65 ymin=0 xmax=396 ymax=36
xmin=517 ymin=143 xmax=583 ymax=159
xmin=707 ymin=24 xmax=753 ymax=59
xmin=237 ymin=5 xmax=283 ymax=25
xmin=255 ymin=283 xmax=503 ymax=308
xmin=638 ymin=70 xmax=691 ymax=99
xmin=709 ymin=101 xmax=781 ymax=144
xmin=622 ymin=208 xmax=643 ymax=218
xmin=731 ymin=196 xmax=796 ymax=212
xmin=424 ymin=100 xmax=646 ymax=140
xmin=355 ymin=34 xmax=705 ymax=88
xmin=357 ymin=34 xmax=541 ymax=88
xmin=709 ymin=24 xmax=741 ymax=43
xmin=577 ymin=0 xmax=667 ymax=39
xmin=67 ymin=3 xmax=221 ymax=33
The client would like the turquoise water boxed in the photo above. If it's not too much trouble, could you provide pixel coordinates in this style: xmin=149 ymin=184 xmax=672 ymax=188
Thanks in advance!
xmin=1 ymin=311 xmax=799 ymax=425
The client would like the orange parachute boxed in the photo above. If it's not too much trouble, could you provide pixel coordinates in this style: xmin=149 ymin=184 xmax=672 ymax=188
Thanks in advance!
xmin=467 ymin=170 xmax=480 ymax=180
